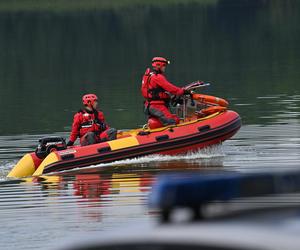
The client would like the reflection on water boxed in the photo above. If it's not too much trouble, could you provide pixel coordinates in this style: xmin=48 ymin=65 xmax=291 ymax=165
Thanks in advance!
xmin=0 ymin=122 xmax=300 ymax=250
xmin=224 ymin=123 xmax=300 ymax=171
xmin=0 ymin=1 xmax=300 ymax=249
xmin=232 ymin=94 xmax=300 ymax=124
xmin=0 ymin=172 xmax=154 ymax=249
xmin=0 ymin=0 xmax=299 ymax=134
xmin=0 ymin=120 xmax=300 ymax=249
xmin=0 ymin=90 xmax=300 ymax=249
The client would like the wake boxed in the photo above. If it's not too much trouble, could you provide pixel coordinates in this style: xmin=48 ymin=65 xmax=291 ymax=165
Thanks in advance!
xmin=60 ymin=145 xmax=225 ymax=174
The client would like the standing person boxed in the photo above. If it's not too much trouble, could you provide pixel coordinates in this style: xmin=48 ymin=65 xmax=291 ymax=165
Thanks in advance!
xmin=141 ymin=57 xmax=188 ymax=127
xmin=67 ymin=94 xmax=117 ymax=146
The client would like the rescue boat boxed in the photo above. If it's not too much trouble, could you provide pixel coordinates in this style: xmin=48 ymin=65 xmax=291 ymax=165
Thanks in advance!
xmin=7 ymin=83 xmax=241 ymax=178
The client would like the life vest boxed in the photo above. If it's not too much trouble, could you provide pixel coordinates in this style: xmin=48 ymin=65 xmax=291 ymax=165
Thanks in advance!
xmin=141 ymin=68 xmax=167 ymax=101
xmin=78 ymin=109 xmax=106 ymax=137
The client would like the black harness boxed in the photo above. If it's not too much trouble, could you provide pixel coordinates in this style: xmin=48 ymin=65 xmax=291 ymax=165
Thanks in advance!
xmin=143 ymin=70 xmax=171 ymax=116
xmin=145 ymin=70 xmax=166 ymax=101
xmin=79 ymin=109 xmax=106 ymax=133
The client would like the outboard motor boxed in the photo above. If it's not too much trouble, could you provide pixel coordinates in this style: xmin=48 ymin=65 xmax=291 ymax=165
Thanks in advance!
xmin=35 ymin=137 xmax=67 ymax=159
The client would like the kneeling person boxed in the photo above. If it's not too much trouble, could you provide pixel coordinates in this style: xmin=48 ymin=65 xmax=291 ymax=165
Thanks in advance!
xmin=67 ymin=94 xmax=117 ymax=146
xmin=141 ymin=57 xmax=187 ymax=128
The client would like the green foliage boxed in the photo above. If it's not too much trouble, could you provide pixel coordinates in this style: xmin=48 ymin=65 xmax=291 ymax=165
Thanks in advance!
xmin=0 ymin=0 xmax=217 ymax=12
xmin=0 ymin=0 xmax=299 ymax=134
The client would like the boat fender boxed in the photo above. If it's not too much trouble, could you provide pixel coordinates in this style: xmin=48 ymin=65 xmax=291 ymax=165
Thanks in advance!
xmin=98 ymin=146 xmax=112 ymax=153
xmin=201 ymin=106 xmax=227 ymax=116
xmin=155 ymin=135 xmax=169 ymax=142
xmin=198 ymin=125 xmax=210 ymax=133
xmin=192 ymin=94 xmax=228 ymax=107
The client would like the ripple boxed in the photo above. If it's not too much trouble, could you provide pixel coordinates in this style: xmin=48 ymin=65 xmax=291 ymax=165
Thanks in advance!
xmin=1 ymin=123 xmax=300 ymax=250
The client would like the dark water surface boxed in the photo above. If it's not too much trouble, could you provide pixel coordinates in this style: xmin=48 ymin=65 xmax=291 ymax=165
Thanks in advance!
xmin=0 ymin=1 xmax=300 ymax=249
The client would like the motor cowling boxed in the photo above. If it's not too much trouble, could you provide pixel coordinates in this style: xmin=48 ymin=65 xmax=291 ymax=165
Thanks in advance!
xmin=35 ymin=137 xmax=67 ymax=159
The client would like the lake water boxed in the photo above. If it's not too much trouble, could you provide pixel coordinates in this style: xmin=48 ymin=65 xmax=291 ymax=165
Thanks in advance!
xmin=0 ymin=1 xmax=300 ymax=249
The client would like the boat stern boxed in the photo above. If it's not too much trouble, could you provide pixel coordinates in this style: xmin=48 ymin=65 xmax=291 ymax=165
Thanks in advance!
xmin=7 ymin=153 xmax=43 ymax=178
xmin=32 ymin=152 xmax=60 ymax=176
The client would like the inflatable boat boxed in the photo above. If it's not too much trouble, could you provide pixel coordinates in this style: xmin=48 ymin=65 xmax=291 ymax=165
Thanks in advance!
xmin=7 ymin=84 xmax=241 ymax=178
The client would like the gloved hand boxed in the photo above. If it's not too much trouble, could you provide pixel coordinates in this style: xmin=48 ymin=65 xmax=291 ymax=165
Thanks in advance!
xmin=183 ymin=89 xmax=191 ymax=95
xmin=67 ymin=140 xmax=74 ymax=146
xmin=171 ymin=95 xmax=183 ymax=106
xmin=99 ymin=122 xmax=107 ymax=131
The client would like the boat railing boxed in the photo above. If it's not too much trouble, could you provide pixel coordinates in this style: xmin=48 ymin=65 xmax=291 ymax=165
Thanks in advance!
xmin=171 ymin=97 xmax=210 ymax=121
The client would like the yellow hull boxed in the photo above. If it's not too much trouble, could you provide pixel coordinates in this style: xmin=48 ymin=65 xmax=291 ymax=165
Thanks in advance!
xmin=7 ymin=153 xmax=37 ymax=178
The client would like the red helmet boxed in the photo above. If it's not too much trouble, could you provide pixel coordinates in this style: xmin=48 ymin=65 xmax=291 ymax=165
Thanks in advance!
xmin=82 ymin=94 xmax=98 ymax=106
xmin=152 ymin=57 xmax=170 ymax=69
